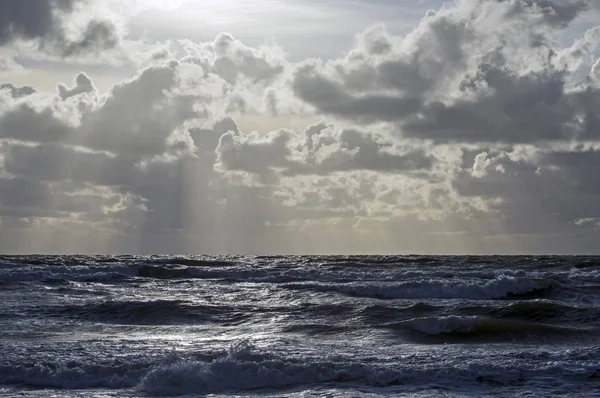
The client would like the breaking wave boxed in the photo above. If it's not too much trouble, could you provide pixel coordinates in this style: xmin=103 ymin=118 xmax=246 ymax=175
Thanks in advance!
xmin=4 ymin=341 xmax=597 ymax=395
xmin=139 ymin=341 xmax=600 ymax=395
xmin=0 ymin=338 xmax=598 ymax=396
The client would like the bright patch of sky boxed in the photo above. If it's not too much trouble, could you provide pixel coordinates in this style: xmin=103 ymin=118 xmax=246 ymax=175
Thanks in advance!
xmin=129 ymin=0 xmax=445 ymax=60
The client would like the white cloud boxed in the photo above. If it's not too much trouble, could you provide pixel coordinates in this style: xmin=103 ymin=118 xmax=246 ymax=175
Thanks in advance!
xmin=57 ymin=72 xmax=95 ymax=99
xmin=592 ymin=58 xmax=600 ymax=80
xmin=289 ymin=0 xmax=600 ymax=143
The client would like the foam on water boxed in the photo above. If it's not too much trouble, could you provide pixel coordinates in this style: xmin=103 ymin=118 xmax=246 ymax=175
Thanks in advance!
xmin=2 ymin=340 xmax=599 ymax=396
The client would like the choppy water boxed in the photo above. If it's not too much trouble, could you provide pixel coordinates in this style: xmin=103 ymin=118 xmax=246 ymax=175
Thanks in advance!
xmin=1 ymin=255 xmax=599 ymax=397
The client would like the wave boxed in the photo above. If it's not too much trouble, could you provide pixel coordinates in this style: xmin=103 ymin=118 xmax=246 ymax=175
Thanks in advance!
xmin=58 ymin=300 xmax=250 ymax=325
xmin=451 ymin=300 xmax=600 ymax=327
xmin=358 ymin=302 xmax=439 ymax=324
xmin=0 ymin=265 xmax=137 ymax=284
xmin=282 ymin=323 xmax=348 ymax=335
xmin=392 ymin=315 xmax=586 ymax=337
xmin=139 ymin=340 xmax=600 ymax=395
xmin=490 ymin=300 xmax=596 ymax=322
xmin=136 ymin=264 xmax=295 ymax=282
xmin=2 ymin=255 xmax=598 ymax=288
xmin=137 ymin=265 xmax=192 ymax=279
xmin=145 ymin=257 xmax=243 ymax=268
xmin=0 ymin=360 xmax=148 ymax=390
xmin=284 ymin=276 xmax=558 ymax=300
xmin=1 ymin=340 xmax=599 ymax=394
xmin=0 ymin=263 xmax=307 ymax=284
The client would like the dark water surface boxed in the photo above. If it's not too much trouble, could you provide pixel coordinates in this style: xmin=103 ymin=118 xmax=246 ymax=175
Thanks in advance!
xmin=1 ymin=255 xmax=599 ymax=397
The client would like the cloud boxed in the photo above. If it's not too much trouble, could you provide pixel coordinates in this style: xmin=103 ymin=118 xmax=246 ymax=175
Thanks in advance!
xmin=216 ymin=129 xmax=297 ymax=183
xmin=0 ymin=0 xmax=120 ymax=56
xmin=292 ymin=61 xmax=423 ymax=122
xmin=0 ymin=0 xmax=70 ymax=45
xmin=1 ymin=84 xmax=35 ymax=98
xmin=77 ymin=61 xmax=198 ymax=156
xmin=1 ymin=0 xmax=600 ymax=254
xmin=592 ymin=58 xmax=600 ymax=80
xmin=289 ymin=0 xmax=600 ymax=143
xmin=451 ymin=144 xmax=600 ymax=241
xmin=59 ymin=20 xmax=120 ymax=57
xmin=301 ymin=125 xmax=434 ymax=174
xmin=0 ymin=62 xmax=200 ymax=236
xmin=215 ymin=122 xmax=434 ymax=184
xmin=177 ymin=33 xmax=289 ymax=115
xmin=0 ymin=55 xmax=24 ymax=72
xmin=2 ymin=143 xmax=134 ymax=187
xmin=0 ymin=103 xmax=75 ymax=143
xmin=518 ymin=0 xmax=590 ymax=27
xmin=0 ymin=59 xmax=291 ymax=253
xmin=57 ymin=72 xmax=95 ymax=99
xmin=210 ymin=33 xmax=284 ymax=84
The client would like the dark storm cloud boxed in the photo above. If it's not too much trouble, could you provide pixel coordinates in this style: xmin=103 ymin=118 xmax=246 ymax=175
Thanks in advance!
xmin=1 ymin=84 xmax=35 ymax=98
xmin=59 ymin=20 xmax=120 ymax=56
xmin=0 ymin=0 xmax=119 ymax=55
xmin=0 ymin=0 xmax=74 ymax=45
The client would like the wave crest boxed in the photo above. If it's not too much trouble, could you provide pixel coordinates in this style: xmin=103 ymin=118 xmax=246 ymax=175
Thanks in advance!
xmin=397 ymin=315 xmax=584 ymax=337
xmin=285 ymin=276 xmax=557 ymax=300
xmin=59 ymin=300 xmax=248 ymax=325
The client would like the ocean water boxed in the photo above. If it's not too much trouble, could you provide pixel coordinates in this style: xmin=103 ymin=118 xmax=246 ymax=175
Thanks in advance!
xmin=0 ymin=255 xmax=599 ymax=397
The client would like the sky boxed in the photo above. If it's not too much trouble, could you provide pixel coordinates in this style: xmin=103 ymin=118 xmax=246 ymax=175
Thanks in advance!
xmin=1 ymin=0 xmax=600 ymax=255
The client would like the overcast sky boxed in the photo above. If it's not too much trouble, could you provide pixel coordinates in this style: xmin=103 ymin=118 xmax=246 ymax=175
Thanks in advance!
xmin=1 ymin=0 xmax=600 ymax=254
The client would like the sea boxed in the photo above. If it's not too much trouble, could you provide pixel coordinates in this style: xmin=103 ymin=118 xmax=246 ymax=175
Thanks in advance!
xmin=0 ymin=255 xmax=599 ymax=397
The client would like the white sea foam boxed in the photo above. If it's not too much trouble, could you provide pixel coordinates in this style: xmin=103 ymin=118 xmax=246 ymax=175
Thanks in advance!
xmin=1 ymin=340 xmax=598 ymax=395
xmin=138 ymin=340 xmax=599 ymax=395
